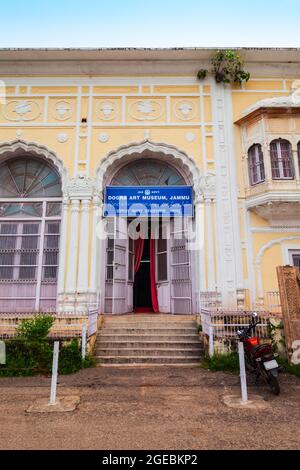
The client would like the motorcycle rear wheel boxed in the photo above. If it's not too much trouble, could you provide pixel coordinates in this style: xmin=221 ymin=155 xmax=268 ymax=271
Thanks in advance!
xmin=267 ymin=374 xmax=280 ymax=395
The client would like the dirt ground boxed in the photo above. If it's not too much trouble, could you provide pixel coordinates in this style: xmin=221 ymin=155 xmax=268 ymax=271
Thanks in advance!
xmin=0 ymin=366 xmax=299 ymax=450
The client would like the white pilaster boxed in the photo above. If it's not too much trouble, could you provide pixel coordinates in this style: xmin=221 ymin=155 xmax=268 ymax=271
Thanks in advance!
xmin=212 ymin=83 xmax=244 ymax=309
xmin=65 ymin=199 xmax=80 ymax=295
xmin=205 ymin=198 xmax=215 ymax=291
xmin=195 ymin=196 xmax=206 ymax=297
xmin=89 ymin=196 xmax=101 ymax=303
xmin=77 ymin=199 xmax=90 ymax=296
xmin=57 ymin=197 xmax=69 ymax=295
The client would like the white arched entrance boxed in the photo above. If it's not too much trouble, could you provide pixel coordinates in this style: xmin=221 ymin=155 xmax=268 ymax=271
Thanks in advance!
xmin=95 ymin=140 xmax=203 ymax=315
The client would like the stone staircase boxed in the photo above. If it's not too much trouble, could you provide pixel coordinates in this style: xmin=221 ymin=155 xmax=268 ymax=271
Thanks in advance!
xmin=94 ymin=314 xmax=203 ymax=366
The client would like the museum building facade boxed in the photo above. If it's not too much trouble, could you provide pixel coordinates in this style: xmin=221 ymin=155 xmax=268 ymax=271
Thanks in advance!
xmin=0 ymin=48 xmax=300 ymax=315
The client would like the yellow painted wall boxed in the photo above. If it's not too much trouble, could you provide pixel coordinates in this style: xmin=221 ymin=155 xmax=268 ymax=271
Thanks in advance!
xmin=0 ymin=75 xmax=299 ymax=309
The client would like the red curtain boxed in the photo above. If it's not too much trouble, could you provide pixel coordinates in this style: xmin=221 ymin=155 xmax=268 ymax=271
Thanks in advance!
xmin=150 ymin=238 xmax=159 ymax=313
xmin=134 ymin=237 xmax=144 ymax=273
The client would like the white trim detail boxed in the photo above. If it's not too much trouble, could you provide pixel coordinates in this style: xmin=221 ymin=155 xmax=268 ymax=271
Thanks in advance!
xmin=0 ymin=139 xmax=67 ymax=193
xmin=255 ymin=236 xmax=300 ymax=304
xmin=282 ymin=244 xmax=300 ymax=265
xmin=95 ymin=139 xmax=204 ymax=194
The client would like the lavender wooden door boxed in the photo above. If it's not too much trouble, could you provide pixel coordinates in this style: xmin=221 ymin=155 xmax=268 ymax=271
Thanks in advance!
xmin=170 ymin=218 xmax=192 ymax=314
xmin=104 ymin=217 xmax=128 ymax=314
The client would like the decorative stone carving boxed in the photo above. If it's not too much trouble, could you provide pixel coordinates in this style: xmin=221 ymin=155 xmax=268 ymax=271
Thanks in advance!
xmin=2 ymin=100 xmax=41 ymax=121
xmin=54 ymin=101 xmax=72 ymax=121
xmin=57 ymin=133 xmax=68 ymax=143
xmin=129 ymin=100 xmax=163 ymax=121
xmin=198 ymin=172 xmax=217 ymax=200
xmin=174 ymin=100 xmax=196 ymax=121
xmin=66 ymin=176 xmax=95 ymax=199
xmin=98 ymin=133 xmax=109 ymax=143
xmin=96 ymin=100 xmax=117 ymax=121
xmin=277 ymin=265 xmax=300 ymax=362
xmin=185 ymin=132 xmax=196 ymax=142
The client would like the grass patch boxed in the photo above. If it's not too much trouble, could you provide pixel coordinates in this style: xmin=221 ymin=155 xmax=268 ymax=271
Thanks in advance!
xmin=200 ymin=352 xmax=239 ymax=373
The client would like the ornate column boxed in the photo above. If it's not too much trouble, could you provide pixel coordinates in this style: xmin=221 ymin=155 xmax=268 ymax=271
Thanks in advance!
xmin=77 ymin=198 xmax=91 ymax=313
xmin=62 ymin=176 xmax=95 ymax=313
xmin=57 ymin=196 xmax=70 ymax=313
xmin=89 ymin=195 xmax=102 ymax=308
xmin=211 ymin=83 xmax=244 ymax=309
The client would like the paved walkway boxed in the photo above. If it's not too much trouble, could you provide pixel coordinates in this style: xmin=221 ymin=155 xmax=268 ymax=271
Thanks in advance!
xmin=0 ymin=367 xmax=299 ymax=450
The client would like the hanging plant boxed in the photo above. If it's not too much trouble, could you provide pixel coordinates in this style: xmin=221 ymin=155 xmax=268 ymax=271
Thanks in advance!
xmin=197 ymin=49 xmax=250 ymax=85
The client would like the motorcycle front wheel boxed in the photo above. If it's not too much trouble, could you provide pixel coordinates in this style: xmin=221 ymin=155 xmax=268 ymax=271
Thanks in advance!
xmin=267 ymin=373 xmax=280 ymax=395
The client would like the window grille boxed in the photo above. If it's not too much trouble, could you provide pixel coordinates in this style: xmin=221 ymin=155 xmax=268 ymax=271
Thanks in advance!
xmin=0 ymin=157 xmax=62 ymax=312
xmin=248 ymin=144 xmax=265 ymax=185
xmin=270 ymin=139 xmax=294 ymax=179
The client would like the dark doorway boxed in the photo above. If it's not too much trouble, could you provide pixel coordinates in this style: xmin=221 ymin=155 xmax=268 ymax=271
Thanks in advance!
xmin=134 ymin=236 xmax=152 ymax=312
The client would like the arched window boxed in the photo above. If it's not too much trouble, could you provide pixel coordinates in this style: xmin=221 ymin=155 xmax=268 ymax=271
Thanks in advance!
xmin=248 ymin=144 xmax=265 ymax=185
xmin=0 ymin=157 xmax=62 ymax=312
xmin=270 ymin=139 xmax=294 ymax=179
xmin=110 ymin=159 xmax=186 ymax=186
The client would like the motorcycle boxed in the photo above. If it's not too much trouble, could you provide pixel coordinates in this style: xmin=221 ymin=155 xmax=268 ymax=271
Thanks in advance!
xmin=237 ymin=313 xmax=281 ymax=395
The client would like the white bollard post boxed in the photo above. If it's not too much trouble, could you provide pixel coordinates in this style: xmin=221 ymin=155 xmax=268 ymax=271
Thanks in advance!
xmin=0 ymin=340 xmax=6 ymax=365
xmin=238 ymin=341 xmax=248 ymax=403
xmin=49 ymin=341 xmax=59 ymax=406
xmin=81 ymin=323 xmax=87 ymax=360
xmin=208 ymin=325 xmax=214 ymax=357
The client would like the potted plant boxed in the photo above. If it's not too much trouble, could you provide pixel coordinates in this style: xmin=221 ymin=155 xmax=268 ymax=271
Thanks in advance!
xmin=197 ymin=49 xmax=250 ymax=85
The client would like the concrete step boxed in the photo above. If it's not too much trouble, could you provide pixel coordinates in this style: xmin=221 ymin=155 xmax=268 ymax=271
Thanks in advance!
xmin=95 ymin=341 xmax=202 ymax=349
xmin=101 ymin=327 xmax=197 ymax=334
xmin=98 ymin=334 xmax=200 ymax=342
xmin=96 ymin=356 xmax=201 ymax=365
xmin=103 ymin=322 xmax=197 ymax=328
xmin=104 ymin=315 xmax=196 ymax=322
xmin=94 ymin=314 xmax=202 ymax=367
xmin=95 ymin=348 xmax=202 ymax=357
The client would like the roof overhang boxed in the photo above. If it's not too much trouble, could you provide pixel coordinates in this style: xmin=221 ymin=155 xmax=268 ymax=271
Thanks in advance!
xmin=235 ymin=106 xmax=300 ymax=125
xmin=0 ymin=48 xmax=300 ymax=76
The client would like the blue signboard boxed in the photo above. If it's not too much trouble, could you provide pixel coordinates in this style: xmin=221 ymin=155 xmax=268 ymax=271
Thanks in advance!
xmin=104 ymin=186 xmax=194 ymax=217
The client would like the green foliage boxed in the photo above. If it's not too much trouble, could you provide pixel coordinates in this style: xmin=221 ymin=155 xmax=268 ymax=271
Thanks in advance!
xmin=197 ymin=49 xmax=250 ymax=85
xmin=16 ymin=315 xmax=54 ymax=342
xmin=278 ymin=357 xmax=300 ymax=378
xmin=0 ymin=315 xmax=95 ymax=377
xmin=197 ymin=69 xmax=207 ymax=80
xmin=58 ymin=339 xmax=96 ymax=375
xmin=197 ymin=324 xmax=202 ymax=333
xmin=201 ymin=352 xmax=239 ymax=372
xmin=0 ymin=339 xmax=52 ymax=377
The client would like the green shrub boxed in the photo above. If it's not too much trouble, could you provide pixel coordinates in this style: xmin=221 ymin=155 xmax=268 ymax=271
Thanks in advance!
xmin=201 ymin=352 xmax=239 ymax=373
xmin=58 ymin=339 xmax=82 ymax=374
xmin=16 ymin=315 xmax=54 ymax=342
xmin=1 ymin=339 xmax=52 ymax=377
xmin=0 ymin=315 xmax=95 ymax=377
xmin=278 ymin=357 xmax=300 ymax=378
